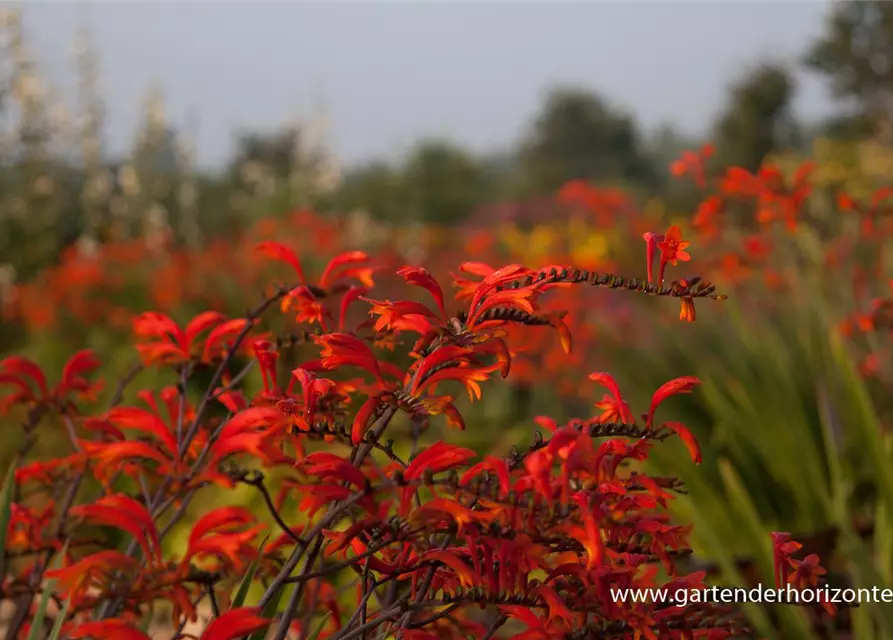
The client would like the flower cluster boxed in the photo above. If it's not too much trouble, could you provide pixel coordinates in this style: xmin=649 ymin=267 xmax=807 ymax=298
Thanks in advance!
xmin=1 ymin=226 xmax=835 ymax=639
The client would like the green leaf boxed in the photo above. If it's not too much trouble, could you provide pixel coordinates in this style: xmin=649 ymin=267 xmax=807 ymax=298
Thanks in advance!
xmin=27 ymin=540 xmax=70 ymax=640
xmin=0 ymin=462 xmax=17 ymax=578
xmin=247 ymin=584 xmax=289 ymax=640
xmin=46 ymin=598 xmax=71 ymax=640
xmin=305 ymin=611 xmax=331 ymax=640
xmin=231 ymin=535 xmax=269 ymax=609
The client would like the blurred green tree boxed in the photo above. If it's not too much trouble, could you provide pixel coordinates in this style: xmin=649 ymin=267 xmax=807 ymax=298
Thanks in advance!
xmin=517 ymin=86 xmax=655 ymax=195
xmin=805 ymin=0 xmax=893 ymax=139
xmin=402 ymin=139 xmax=490 ymax=225
xmin=712 ymin=63 xmax=798 ymax=171
xmin=332 ymin=160 xmax=410 ymax=222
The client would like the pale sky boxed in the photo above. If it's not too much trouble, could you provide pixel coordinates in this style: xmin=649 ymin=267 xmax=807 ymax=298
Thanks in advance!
xmin=20 ymin=1 xmax=836 ymax=169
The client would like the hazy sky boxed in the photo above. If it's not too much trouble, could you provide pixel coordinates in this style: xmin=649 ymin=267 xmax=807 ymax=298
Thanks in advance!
xmin=21 ymin=1 xmax=836 ymax=169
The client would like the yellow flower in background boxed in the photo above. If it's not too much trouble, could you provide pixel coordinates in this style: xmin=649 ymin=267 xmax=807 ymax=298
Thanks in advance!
xmin=499 ymin=223 xmax=525 ymax=256
xmin=570 ymin=231 xmax=609 ymax=265
xmin=529 ymin=225 xmax=559 ymax=261
xmin=566 ymin=216 xmax=611 ymax=264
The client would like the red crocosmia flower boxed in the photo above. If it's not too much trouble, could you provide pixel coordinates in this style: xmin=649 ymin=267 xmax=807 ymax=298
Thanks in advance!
xmin=641 ymin=232 xmax=664 ymax=286
xmin=452 ymin=261 xmax=496 ymax=301
xmin=412 ymin=497 xmax=497 ymax=529
xmin=720 ymin=166 xmax=763 ymax=197
xmin=312 ymin=333 xmax=386 ymax=388
xmin=837 ymin=191 xmax=856 ymax=212
xmin=417 ymin=394 xmax=466 ymax=431
xmin=255 ymin=240 xmax=307 ymax=285
xmin=465 ymin=272 xmax=540 ymax=330
xmin=281 ymin=285 xmax=332 ymax=329
xmin=208 ymin=406 xmax=283 ymax=463
xmin=677 ymin=278 xmax=696 ymax=323
xmin=670 ymin=143 xmax=713 ymax=188
xmin=460 ymin=456 xmax=511 ymax=497
xmin=0 ymin=349 xmax=102 ymax=412
xmin=405 ymin=441 xmax=476 ymax=482
xmin=410 ymin=345 xmax=501 ymax=402
xmin=398 ymin=265 xmax=449 ymax=320
xmin=535 ymin=583 xmax=578 ymax=628
xmin=200 ymin=607 xmax=271 ymax=640
xmin=133 ymin=310 xmax=241 ymax=365
xmin=692 ymin=195 xmax=723 ymax=237
xmin=788 ymin=554 xmax=827 ymax=589
xmin=299 ymin=451 xmax=368 ymax=489
xmin=287 ymin=367 xmax=335 ymax=426
xmin=589 ymin=372 xmax=635 ymax=424
xmin=400 ymin=632 xmax=441 ymax=640
xmin=657 ymin=225 xmax=691 ymax=285
xmin=46 ymin=550 xmax=138 ymax=597
xmin=570 ymin=492 xmax=605 ymax=569
xmin=319 ymin=250 xmax=375 ymax=289
xmin=71 ymin=494 xmax=161 ymax=564
xmin=362 ymin=298 xmax=437 ymax=335
xmin=679 ymin=297 xmax=696 ymax=323
xmin=743 ymin=235 xmax=772 ymax=260
xmin=837 ymin=187 xmax=893 ymax=237
xmin=771 ymin=532 xmax=803 ymax=588
xmin=185 ymin=507 xmax=264 ymax=570
xmin=69 ymin=620 xmax=150 ymax=640
xmin=105 ymin=405 xmax=179 ymax=463
xmin=252 ymin=339 xmax=280 ymax=396
xmin=202 ymin=318 xmax=255 ymax=363
xmin=351 ymin=394 xmax=383 ymax=444
xmin=420 ymin=549 xmax=479 ymax=589
xmin=647 ymin=376 xmax=700 ymax=428
xmin=660 ymin=421 xmax=702 ymax=464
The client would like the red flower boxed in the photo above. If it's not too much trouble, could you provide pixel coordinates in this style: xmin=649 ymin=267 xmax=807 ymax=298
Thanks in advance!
xmin=70 ymin=620 xmax=149 ymax=640
xmin=281 ymin=285 xmax=332 ymax=329
xmin=642 ymin=231 xmax=664 ymax=286
xmin=70 ymin=494 xmax=161 ymax=564
xmin=0 ymin=349 xmax=101 ymax=412
xmin=398 ymin=265 xmax=449 ymax=320
xmin=657 ymin=225 xmax=691 ymax=285
xmin=589 ymin=372 xmax=635 ymax=424
xmin=200 ymin=608 xmax=271 ymax=640
xmin=133 ymin=311 xmax=249 ymax=366
xmin=312 ymin=333 xmax=386 ymax=388
xmin=647 ymin=376 xmax=700 ymax=428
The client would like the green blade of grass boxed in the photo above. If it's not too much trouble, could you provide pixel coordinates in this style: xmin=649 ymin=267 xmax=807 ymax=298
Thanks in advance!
xmin=26 ymin=539 xmax=70 ymax=640
xmin=305 ymin=611 xmax=332 ymax=640
xmin=247 ymin=583 xmax=290 ymax=640
xmin=46 ymin=598 xmax=71 ymax=640
xmin=0 ymin=462 xmax=17 ymax=579
xmin=231 ymin=535 xmax=269 ymax=609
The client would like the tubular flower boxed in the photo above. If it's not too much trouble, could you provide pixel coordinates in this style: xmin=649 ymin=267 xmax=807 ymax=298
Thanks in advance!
xmin=677 ymin=279 xmax=696 ymax=323
xmin=362 ymin=298 xmax=437 ymax=335
xmin=312 ymin=333 xmax=386 ymax=388
xmin=0 ymin=350 xmax=101 ymax=413
xmin=281 ymin=285 xmax=332 ymax=329
xmin=589 ymin=372 xmax=635 ymax=424
xmin=398 ymin=265 xmax=449 ymax=320
xmin=642 ymin=232 xmax=664 ymax=286
xmin=657 ymin=225 xmax=691 ymax=285
xmin=133 ymin=311 xmax=251 ymax=366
